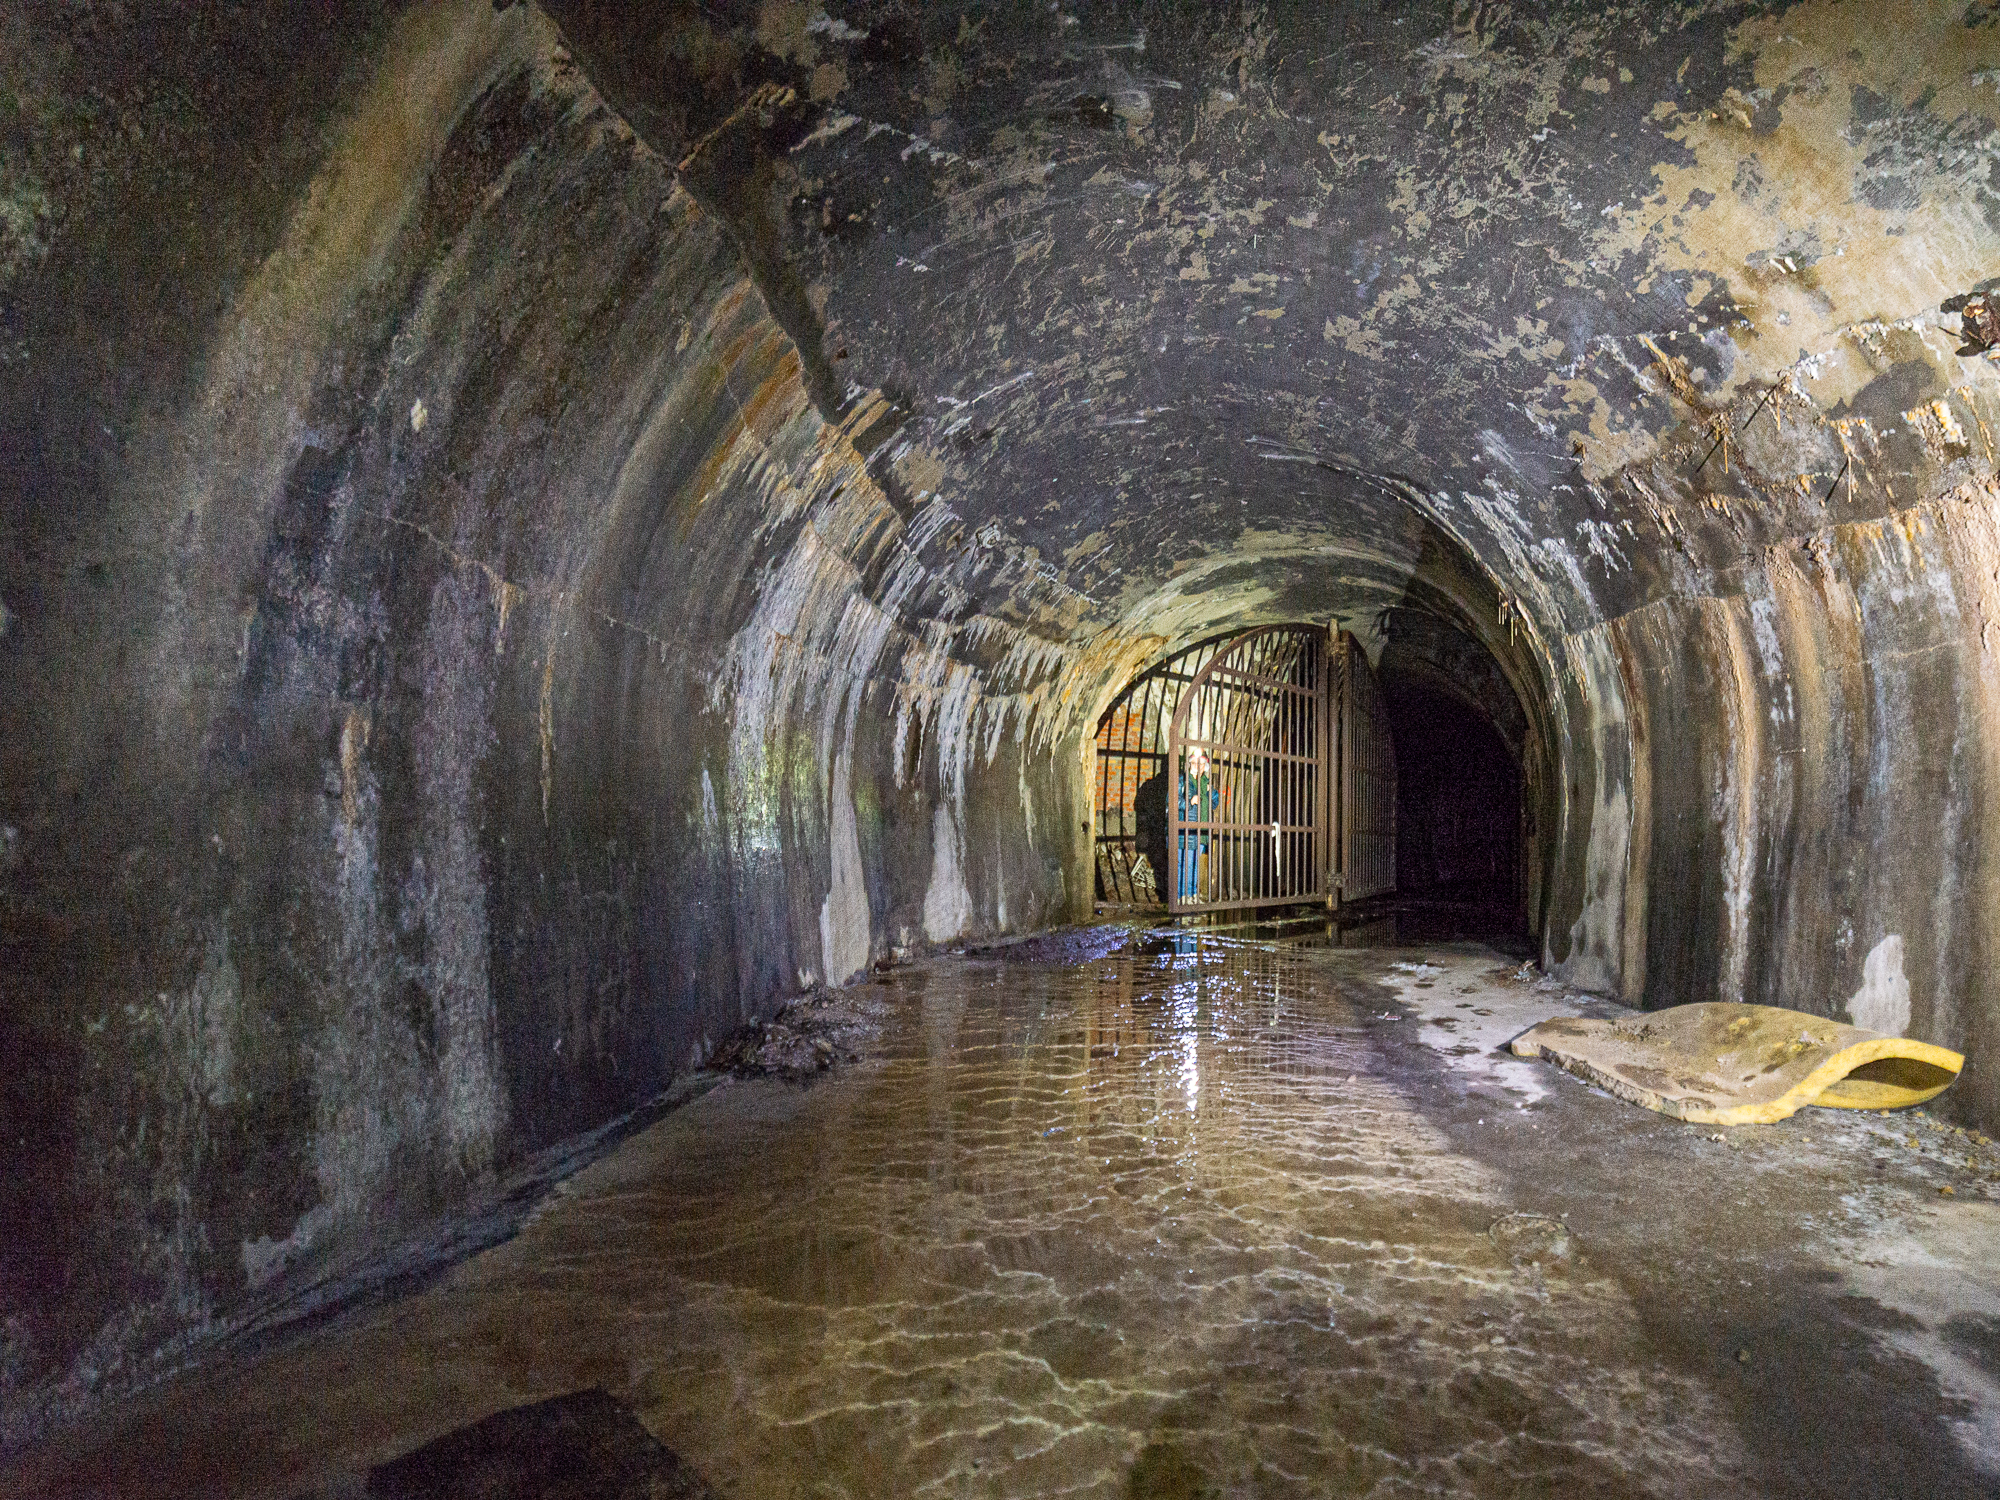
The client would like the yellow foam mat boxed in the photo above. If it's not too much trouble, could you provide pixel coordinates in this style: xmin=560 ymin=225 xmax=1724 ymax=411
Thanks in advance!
xmin=1510 ymin=1002 xmax=1963 ymax=1125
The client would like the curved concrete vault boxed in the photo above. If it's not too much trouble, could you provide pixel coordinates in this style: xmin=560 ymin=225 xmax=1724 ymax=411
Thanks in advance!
xmin=4 ymin=0 xmax=2000 ymax=1437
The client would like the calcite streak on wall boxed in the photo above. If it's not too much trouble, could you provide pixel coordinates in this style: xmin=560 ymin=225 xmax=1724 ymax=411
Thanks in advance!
xmin=706 ymin=390 xmax=1088 ymax=968
xmin=819 ymin=736 xmax=870 ymax=986
xmin=1908 ymin=399 xmax=1971 ymax=464
xmin=340 ymin=706 xmax=371 ymax=829
xmin=1705 ymin=599 xmax=1765 ymax=1006
xmin=411 ymin=568 xmax=507 ymax=1174
xmin=922 ymin=804 xmax=973 ymax=943
xmin=538 ymin=649 xmax=556 ymax=825
xmin=1850 ymin=935 xmax=1913 ymax=1038
xmin=319 ymin=710 xmax=431 ymax=1238
xmin=1558 ymin=628 xmax=1635 ymax=996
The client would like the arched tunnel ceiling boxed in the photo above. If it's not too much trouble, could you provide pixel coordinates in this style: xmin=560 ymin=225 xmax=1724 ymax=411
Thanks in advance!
xmin=543 ymin=0 xmax=2000 ymax=664
xmin=8 ymin=0 xmax=2000 ymax=1438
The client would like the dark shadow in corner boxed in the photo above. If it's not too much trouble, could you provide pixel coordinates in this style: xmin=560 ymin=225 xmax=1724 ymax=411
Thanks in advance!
xmin=366 ymin=1387 xmax=715 ymax=1499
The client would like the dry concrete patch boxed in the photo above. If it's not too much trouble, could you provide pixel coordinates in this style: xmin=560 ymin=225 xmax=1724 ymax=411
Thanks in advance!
xmin=1842 ymin=1199 xmax=2000 ymax=1477
xmin=1370 ymin=952 xmax=1623 ymax=1108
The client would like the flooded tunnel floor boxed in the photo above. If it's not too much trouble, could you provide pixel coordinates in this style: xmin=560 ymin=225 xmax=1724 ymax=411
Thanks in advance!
xmin=13 ymin=930 xmax=2000 ymax=1499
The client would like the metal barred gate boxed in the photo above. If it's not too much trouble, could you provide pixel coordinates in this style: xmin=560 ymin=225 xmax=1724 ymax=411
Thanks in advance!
xmin=1337 ymin=633 xmax=1397 ymax=902
xmin=1165 ymin=626 xmax=1329 ymax=913
xmin=1091 ymin=634 xmax=1233 ymax=908
xmin=1093 ymin=626 xmax=1395 ymax=916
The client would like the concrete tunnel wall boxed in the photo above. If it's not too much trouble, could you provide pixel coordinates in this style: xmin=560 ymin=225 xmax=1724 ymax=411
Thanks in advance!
xmin=5 ymin=0 xmax=2000 ymax=1444
xmin=0 ymin=7 xmax=1086 ymax=1433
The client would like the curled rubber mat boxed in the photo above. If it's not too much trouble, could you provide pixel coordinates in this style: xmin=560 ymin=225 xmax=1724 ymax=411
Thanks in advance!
xmin=1510 ymin=1002 xmax=1963 ymax=1124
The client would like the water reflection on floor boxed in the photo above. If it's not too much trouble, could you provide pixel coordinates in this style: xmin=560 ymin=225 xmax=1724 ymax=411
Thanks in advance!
xmin=1151 ymin=891 xmax=1535 ymax=955
xmin=14 ymin=928 xmax=2000 ymax=1498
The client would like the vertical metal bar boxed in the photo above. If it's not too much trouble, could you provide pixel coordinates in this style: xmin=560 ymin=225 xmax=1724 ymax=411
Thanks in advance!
xmin=1305 ymin=663 xmax=1313 ymax=896
xmin=1192 ymin=676 xmax=1208 ymax=912
xmin=1266 ymin=664 xmax=1276 ymax=902
xmin=1242 ymin=668 xmax=1254 ymax=907
xmin=1104 ymin=720 xmax=1120 ymax=900
xmin=1313 ymin=639 xmax=1323 ymax=904
xmin=1291 ymin=693 xmax=1300 ymax=900
xmin=1317 ymin=636 xmax=1327 ymax=903
xmin=1276 ymin=704 xmax=1285 ymax=901
xmin=1222 ymin=670 xmax=1233 ymax=905
xmin=1341 ymin=633 xmax=1349 ymax=898
xmin=1346 ymin=655 xmax=1355 ymax=902
xmin=1121 ymin=696 xmax=1134 ymax=903
xmin=1124 ymin=690 xmax=1134 ymax=903
xmin=1152 ymin=671 xmax=1165 ymax=904
xmin=1297 ymin=653 xmax=1306 ymax=903
xmin=1208 ymin=676 xmax=1224 ymax=912
xmin=1336 ymin=632 xmax=1348 ymax=905
xmin=1194 ymin=677 xmax=1204 ymax=910
xmin=1287 ymin=744 xmax=1296 ymax=898
xmin=1347 ymin=636 xmax=1360 ymax=898
xmin=1283 ymin=678 xmax=1292 ymax=896
xmin=1219 ymin=676 xmax=1229 ymax=913
xmin=1309 ymin=634 xmax=1318 ymax=901
xmin=1204 ymin=672 xmax=1213 ymax=909
xmin=1315 ymin=638 xmax=1324 ymax=902
xmin=1211 ymin=673 xmax=1220 ymax=908
xmin=1302 ymin=661 xmax=1310 ymax=899
xmin=1168 ymin=668 xmax=1182 ymax=915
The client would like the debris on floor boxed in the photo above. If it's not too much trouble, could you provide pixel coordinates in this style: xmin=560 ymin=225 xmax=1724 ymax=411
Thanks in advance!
xmin=1510 ymin=1001 xmax=1964 ymax=1125
xmin=1488 ymin=1212 xmax=1572 ymax=1269
xmin=964 ymin=923 xmax=1132 ymax=965
xmin=707 ymin=984 xmax=885 ymax=1081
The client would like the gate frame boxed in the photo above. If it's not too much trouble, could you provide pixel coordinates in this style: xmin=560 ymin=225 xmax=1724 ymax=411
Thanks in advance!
xmin=1335 ymin=629 xmax=1397 ymax=903
xmin=1165 ymin=624 xmax=1334 ymax=916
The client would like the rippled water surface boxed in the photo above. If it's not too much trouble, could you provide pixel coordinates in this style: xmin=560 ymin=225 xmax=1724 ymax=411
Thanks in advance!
xmin=595 ymin=938 xmax=1709 ymax=1497
xmin=18 ymin=929 xmax=2000 ymax=1499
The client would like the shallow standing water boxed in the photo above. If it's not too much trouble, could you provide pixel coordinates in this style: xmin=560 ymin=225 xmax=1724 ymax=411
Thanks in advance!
xmin=10 ymin=927 xmax=2000 ymax=1498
